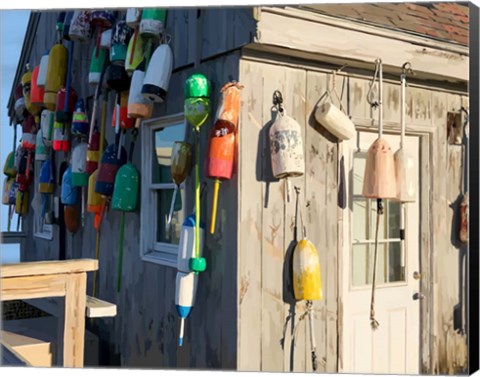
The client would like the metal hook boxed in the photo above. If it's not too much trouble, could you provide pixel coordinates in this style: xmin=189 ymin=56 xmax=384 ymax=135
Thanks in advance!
xmin=273 ymin=90 xmax=284 ymax=113
xmin=401 ymin=62 xmax=414 ymax=78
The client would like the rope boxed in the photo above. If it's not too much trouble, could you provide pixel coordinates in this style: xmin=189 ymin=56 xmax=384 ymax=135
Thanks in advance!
xmin=195 ymin=129 xmax=200 ymax=259
xmin=291 ymin=300 xmax=319 ymax=370
xmin=370 ymin=199 xmax=383 ymax=330
xmin=117 ymin=211 xmax=126 ymax=292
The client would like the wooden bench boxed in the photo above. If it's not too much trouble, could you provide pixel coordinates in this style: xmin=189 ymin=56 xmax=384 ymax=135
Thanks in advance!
xmin=0 ymin=259 xmax=98 ymax=368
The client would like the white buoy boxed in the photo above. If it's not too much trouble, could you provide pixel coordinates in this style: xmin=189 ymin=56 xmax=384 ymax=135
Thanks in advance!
xmin=126 ymin=8 xmax=141 ymax=28
xmin=40 ymin=109 xmax=54 ymax=147
xmin=177 ymin=214 xmax=205 ymax=273
xmin=37 ymin=50 xmax=50 ymax=88
xmin=175 ymin=271 xmax=198 ymax=347
xmin=141 ymin=44 xmax=173 ymax=103
xmin=128 ymin=67 xmax=153 ymax=119
xmin=314 ymin=102 xmax=356 ymax=141
xmin=269 ymin=110 xmax=305 ymax=202
xmin=35 ymin=132 xmax=48 ymax=161
xmin=100 ymin=29 xmax=112 ymax=50
xmin=71 ymin=142 xmax=89 ymax=187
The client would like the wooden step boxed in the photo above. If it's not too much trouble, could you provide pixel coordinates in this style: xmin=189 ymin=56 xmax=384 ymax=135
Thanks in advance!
xmin=1 ymin=316 xmax=99 ymax=367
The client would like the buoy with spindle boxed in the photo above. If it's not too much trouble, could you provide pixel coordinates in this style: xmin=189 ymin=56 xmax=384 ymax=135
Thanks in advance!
xmin=167 ymin=142 xmax=192 ymax=227
xmin=125 ymin=27 xmax=144 ymax=75
xmin=269 ymin=90 xmax=305 ymax=203
xmin=69 ymin=10 xmax=92 ymax=42
xmin=139 ymin=9 xmax=166 ymax=79
xmin=362 ymin=59 xmax=396 ymax=330
xmin=112 ymin=129 xmax=140 ymax=292
xmin=184 ymin=73 xmax=211 ymax=274
xmin=206 ymin=81 xmax=242 ymax=234
xmin=91 ymin=10 xmax=116 ymax=54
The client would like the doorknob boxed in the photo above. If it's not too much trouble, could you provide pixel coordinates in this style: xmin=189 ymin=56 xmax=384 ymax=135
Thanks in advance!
xmin=412 ymin=292 xmax=425 ymax=300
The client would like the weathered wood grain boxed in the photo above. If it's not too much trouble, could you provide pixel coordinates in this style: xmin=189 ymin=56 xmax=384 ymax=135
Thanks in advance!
xmin=1 ymin=274 xmax=66 ymax=301
xmin=0 ymin=259 xmax=97 ymax=278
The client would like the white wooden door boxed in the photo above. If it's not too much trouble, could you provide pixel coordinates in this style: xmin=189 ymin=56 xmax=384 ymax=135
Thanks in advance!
xmin=340 ymin=132 xmax=420 ymax=374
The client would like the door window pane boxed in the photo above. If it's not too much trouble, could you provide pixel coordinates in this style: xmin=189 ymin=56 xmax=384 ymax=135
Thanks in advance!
xmin=156 ymin=189 xmax=185 ymax=245
xmin=353 ymin=199 xmax=368 ymax=240
xmin=153 ymin=123 xmax=187 ymax=184
xmin=387 ymin=242 xmax=404 ymax=282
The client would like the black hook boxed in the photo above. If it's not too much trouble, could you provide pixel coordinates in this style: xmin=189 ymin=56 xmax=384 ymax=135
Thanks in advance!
xmin=273 ymin=90 xmax=284 ymax=113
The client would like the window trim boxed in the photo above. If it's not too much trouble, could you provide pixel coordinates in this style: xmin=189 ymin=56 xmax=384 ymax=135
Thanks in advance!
xmin=140 ymin=113 xmax=187 ymax=267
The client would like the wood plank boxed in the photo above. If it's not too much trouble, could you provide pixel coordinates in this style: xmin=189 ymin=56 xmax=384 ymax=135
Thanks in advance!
xmin=237 ymin=59 xmax=263 ymax=371
xmin=1 ymin=330 xmax=54 ymax=367
xmin=1 ymin=275 xmax=66 ymax=301
xmin=1 ymin=259 xmax=98 ymax=278
xmin=85 ymin=296 xmax=117 ymax=318
xmin=63 ymin=272 xmax=87 ymax=368
xmin=260 ymin=62 xmax=286 ymax=372
xmin=1 ymin=340 xmax=30 ymax=366
xmin=255 ymin=9 xmax=468 ymax=83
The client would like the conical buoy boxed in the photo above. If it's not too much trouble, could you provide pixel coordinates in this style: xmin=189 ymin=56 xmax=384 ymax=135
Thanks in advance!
xmin=362 ymin=137 xmax=397 ymax=199
xmin=53 ymin=121 xmax=71 ymax=152
xmin=95 ymin=144 xmax=127 ymax=196
xmin=61 ymin=166 xmax=78 ymax=205
xmin=142 ymin=44 xmax=173 ymax=103
xmin=111 ymin=162 xmax=139 ymax=212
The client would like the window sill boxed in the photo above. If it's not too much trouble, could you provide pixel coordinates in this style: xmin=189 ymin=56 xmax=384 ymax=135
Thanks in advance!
xmin=141 ymin=250 xmax=177 ymax=269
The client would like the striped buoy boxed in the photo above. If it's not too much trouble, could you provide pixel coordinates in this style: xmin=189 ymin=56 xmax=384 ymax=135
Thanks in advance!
xmin=95 ymin=144 xmax=127 ymax=197
xmin=71 ymin=142 xmax=89 ymax=187
xmin=61 ymin=166 xmax=78 ymax=205
xmin=21 ymin=115 xmax=37 ymax=151
xmin=56 ymin=87 xmax=78 ymax=123
xmin=31 ymin=65 xmax=45 ymax=107
xmin=53 ymin=121 xmax=71 ymax=152
xmin=72 ymin=99 xmax=89 ymax=137
xmin=125 ymin=27 xmax=144 ymax=74
xmin=142 ymin=43 xmax=173 ymax=103
xmin=22 ymin=65 xmax=41 ymax=117
xmin=111 ymin=91 xmax=135 ymax=129
xmin=128 ymin=63 xmax=153 ymax=120
xmin=86 ymin=129 xmax=101 ymax=175
xmin=89 ymin=46 xmax=108 ymax=86
xmin=139 ymin=9 xmax=166 ymax=39
xmin=110 ymin=20 xmax=133 ymax=66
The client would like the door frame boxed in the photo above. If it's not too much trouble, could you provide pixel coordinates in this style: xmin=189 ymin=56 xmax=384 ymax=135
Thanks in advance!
xmin=337 ymin=120 xmax=435 ymax=374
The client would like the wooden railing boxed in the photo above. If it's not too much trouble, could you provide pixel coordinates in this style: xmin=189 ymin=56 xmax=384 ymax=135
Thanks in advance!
xmin=0 ymin=259 xmax=98 ymax=368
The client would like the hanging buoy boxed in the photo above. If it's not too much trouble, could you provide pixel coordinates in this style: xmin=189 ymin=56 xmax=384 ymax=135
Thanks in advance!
xmin=175 ymin=271 xmax=198 ymax=347
xmin=16 ymin=148 xmax=33 ymax=192
xmin=100 ymin=29 xmax=112 ymax=50
xmin=139 ymin=9 xmax=167 ymax=40
xmin=15 ymin=190 xmax=28 ymax=215
xmin=91 ymin=10 xmax=116 ymax=28
xmin=293 ymin=239 xmax=322 ymax=300
xmin=64 ymin=205 xmax=80 ymax=233
xmin=167 ymin=142 xmax=192 ymax=226
xmin=37 ymin=50 xmax=49 ymax=88
xmin=69 ymin=10 xmax=92 ymax=42
xmin=89 ymin=46 xmax=108 ymax=86
xmin=176 ymin=213 xmax=204 ymax=346
xmin=31 ymin=65 xmax=45 ymax=107
xmin=125 ymin=28 xmax=144 ymax=74
xmin=362 ymin=138 xmax=397 ymax=199
xmin=315 ymin=102 xmax=355 ymax=141
xmin=22 ymin=65 xmax=42 ymax=117
xmin=55 ymin=87 xmax=78 ymax=123
xmin=61 ymin=166 xmax=78 ymax=205
xmin=21 ymin=115 xmax=37 ymax=151
xmin=207 ymin=82 xmax=242 ymax=234
xmin=53 ymin=121 xmax=71 ymax=152
xmin=142 ymin=43 xmax=173 ymax=103
xmin=87 ymin=130 xmax=101 ymax=175
xmin=185 ymin=98 xmax=211 ymax=131
xmin=394 ymin=68 xmax=416 ymax=202
xmin=40 ymin=110 xmax=54 ymax=147
xmin=35 ymin=131 xmax=48 ymax=161
xmin=44 ymin=44 xmax=68 ymax=110
xmin=9 ymin=181 xmax=19 ymax=206
xmin=3 ymin=152 xmax=17 ymax=178
xmin=72 ymin=99 xmax=89 ymax=137
xmin=72 ymin=143 xmax=89 ymax=187
xmin=2 ymin=178 xmax=14 ymax=205
xmin=111 ymin=91 xmax=135 ymax=129
xmin=14 ymin=146 xmax=24 ymax=174
xmin=126 ymin=8 xmax=141 ymax=28
xmin=95 ymin=144 xmax=127 ymax=197
xmin=128 ymin=62 xmax=153 ymax=120
xmin=110 ymin=21 xmax=133 ymax=67
xmin=39 ymin=160 xmax=55 ymax=194
xmin=14 ymin=84 xmax=26 ymax=121
xmin=269 ymin=93 xmax=305 ymax=203
xmin=87 ymin=170 xmax=104 ymax=229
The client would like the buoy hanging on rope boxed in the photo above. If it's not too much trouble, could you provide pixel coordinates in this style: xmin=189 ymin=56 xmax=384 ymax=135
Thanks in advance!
xmin=2 ymin=178 xmax=14 ymax=206
xmin=53 ymin=121 xmax=71 ymax=152
xmin=394 ymin=63 xmax=416 ymax=203
xmin=22 ymin=65 xmax=42 ymax=117
xmin=128 ymin=61 xmax=153 ymax=121
xmin=72 ymin=99 xmax=89 ymax=137
xmin=61 ymin=166 xmax=80 ymax=233
xmin=88 ymin=170 xmax=104 ymax=229
xmin=39 ymin=160 xmax=55 ymax=224
xmin=35 ymin=131 xmax=48 ymax=161
xmin=89 ymin=46 xmax=108 ymax=86
xmin=314 ymin=70 xmax=355 ymax=141
xmin=269 ymin=90 xmax=305 ymax=203
xmin=69 ymin=10 xmax=92 ymax=42
xmin=110 ymin=20 xmax=133 ymax=67
xmin=95 ymin=143 xmax=127 ymax=197
xmin=184 ymin=73 xmax=211 ymax=274
xmin=43 ymin=43 xmax=68 ymax=111
xmin=167 ymin=142 xmax=192 ymax=227
xmin=40 ymin=110 xmax=54 ymax=147
xmin=72 ymin=143 xmax=89 ymax=187
xmin=21 ymin=115 xmax=37 ymax=151
xmin=207 ymin=82 xmax=242 ymax=234
xmin=142 ymin=42 xmax=173 ymax=103
xmin=15 ymin=190 xmax=28 ymax=216
xmin=87 ymin=130 xmax=101 ymax=175
xmin=176 ymin=213 xmax=205 ymax=346
xmin=100 ymin=29 xmax=112 ymax=50
xmin=111 ymin=91 xmax=135 ymax=130
xmin=91 ymin=10 xmax=116 ymax=29
xmin=3 ymin=152 xmax=17 ymax=179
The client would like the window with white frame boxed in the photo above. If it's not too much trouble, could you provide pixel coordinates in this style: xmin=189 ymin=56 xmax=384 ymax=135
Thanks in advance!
xmin=141 ymin=113 xmax=188 ymax=267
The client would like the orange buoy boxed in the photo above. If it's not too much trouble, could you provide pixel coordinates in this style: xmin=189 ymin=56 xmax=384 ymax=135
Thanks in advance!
xmin=31 ymin=65 xmax=45 ymax=107
xmin=111 ymin=91 xmax=135 ymax=129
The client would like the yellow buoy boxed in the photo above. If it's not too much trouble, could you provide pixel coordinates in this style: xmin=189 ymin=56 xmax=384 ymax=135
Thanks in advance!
xmin=44 ymin=44 xmax=68 ymax=110
xmin=293 ymin=238 xmax=322 ymax=301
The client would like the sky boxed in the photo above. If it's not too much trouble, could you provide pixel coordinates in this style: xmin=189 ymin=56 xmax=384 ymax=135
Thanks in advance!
xmin=1 ymin=9 xmax=30 ymax=263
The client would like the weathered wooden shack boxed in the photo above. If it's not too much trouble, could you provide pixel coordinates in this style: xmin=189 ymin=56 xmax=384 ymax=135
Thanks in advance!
xmin=6 ymin=2 xmax=473 ymax=374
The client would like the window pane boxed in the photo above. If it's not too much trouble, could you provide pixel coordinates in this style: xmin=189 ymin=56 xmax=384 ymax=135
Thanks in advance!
xmin=387 ymin=200 xmax=401 ymax=239
xmin=353 ymin=199 xmax=368 ymax=241
xmin=352 ymin=152 xmax=366 ymax=196
xmin=352 ymin=244 xmax=369 ymax=286
xmin=387 ymin=242 xmax=404 ymax=282
xmin=153 ymin=123 xmax=187 ymax=184
xmin=156 ymin=188 xmax=185 ymax=244
xmin=370 ymin=199 xmax=386 ymax=240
